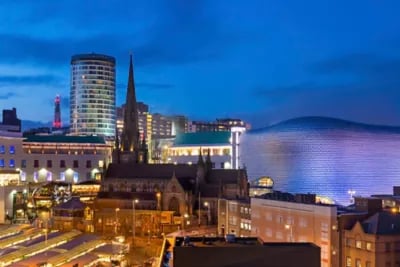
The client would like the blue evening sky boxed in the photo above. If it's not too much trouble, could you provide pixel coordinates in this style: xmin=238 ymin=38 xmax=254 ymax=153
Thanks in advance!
xmin=0 ymin=0 xmax=399 ymax=128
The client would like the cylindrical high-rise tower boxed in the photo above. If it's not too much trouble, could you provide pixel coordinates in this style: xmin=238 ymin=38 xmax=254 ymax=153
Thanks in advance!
xmin=70 ymin=53 xmax=116 ymax=137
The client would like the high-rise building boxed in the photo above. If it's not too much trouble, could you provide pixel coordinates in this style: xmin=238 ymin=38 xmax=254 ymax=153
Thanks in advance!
xmin=70 ymin=53 xmax=116 ymax=137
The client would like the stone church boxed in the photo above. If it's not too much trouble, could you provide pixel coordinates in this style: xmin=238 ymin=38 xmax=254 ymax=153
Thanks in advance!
xmin=94 ymin=55 xmax=249 ymax=234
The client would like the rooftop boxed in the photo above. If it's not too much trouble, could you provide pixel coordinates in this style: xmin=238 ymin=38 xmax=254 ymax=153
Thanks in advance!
xmin=173 ymin=131 xmax=231 ymax=146
xmin=23 ymin=135 xmax=106 ymax=144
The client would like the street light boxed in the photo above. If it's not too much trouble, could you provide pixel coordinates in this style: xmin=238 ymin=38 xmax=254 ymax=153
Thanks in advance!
xmin=204 ymin=202 xmax=211 ymax=225
xmin=132 ymin=199 xmax=139 ymax=247
xmin=183 ymin=213 xmax=189 ymax=232
xmin=156 ymin=192 xmax=161 ymax=211
xmin=115 ymin=208 xmax=120 ymax=235
xmin=348 ymin=189 xmax=356 ymax=204
xmin=285 ymin=223 xmax=293 ymax=242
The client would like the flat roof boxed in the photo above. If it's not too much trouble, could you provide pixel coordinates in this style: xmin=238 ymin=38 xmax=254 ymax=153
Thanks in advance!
xmin=173 ymin=131 xmax=231 ymax=146
xmin=23 ymin=135 xmax=106 ymax=144
xmin=71 ymin=53 xmax=115 ymax=64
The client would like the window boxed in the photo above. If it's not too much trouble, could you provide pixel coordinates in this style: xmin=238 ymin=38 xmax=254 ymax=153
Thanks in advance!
xmin=386 ymin=242 xmax=391 ymax=252
xmin=21 ymin=160 xmax=26 ymax=168
xmin=220 ymin=162 xmax=224 ymax=169
xmin=366 ymin=242 xmax=372 ymax=251
xmin=60 ymin=160 xmax=66 ymax=168
xmin=9 ymin=159 xmax=15 ymax=168
xmin=47 ymin=160 xmax=52 ymax=168
xmin=9 ymin=146 xmax=15 ymax=154
xmin=73 ymin=160 xmax=79 ymax=168
xmin=356 ymin=240 xmax=362 ymax=249
xmin=0 ymin=145 xmax=4 ymax=154
xmin=356 ymin=259 xmax=361 ymax=267
xmin=0 ymin=159 xmax=4 ymax=168
xmin=86 ymin=160 xmax=92 ymax=168
xmin=346 ymin=238 xmax=352 ymax=247
xmin=346 ymin=256 xmax=351 ymax=267
xmin=34 ymin=160 xmax=39 ymax=168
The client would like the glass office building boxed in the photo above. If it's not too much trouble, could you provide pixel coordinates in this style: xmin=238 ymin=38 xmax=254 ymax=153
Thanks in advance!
xmin=70 ymin=53 xmax=116 ymax=137
xmin=240 ymin=117 xmax=400 ymax=204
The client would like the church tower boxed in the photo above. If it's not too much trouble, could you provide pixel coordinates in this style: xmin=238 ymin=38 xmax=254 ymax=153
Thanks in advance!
xmin=118 ymin=54 xmax=143 ymax=163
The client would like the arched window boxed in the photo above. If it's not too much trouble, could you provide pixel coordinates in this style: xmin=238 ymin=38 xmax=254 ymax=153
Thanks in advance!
xmin=168 ymin=197 xmax=180 ymax=216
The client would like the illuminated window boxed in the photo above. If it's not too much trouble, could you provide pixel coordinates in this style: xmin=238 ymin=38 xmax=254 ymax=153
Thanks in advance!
xmin=21 ymin=160 xmax=26 ymax=168
xmin=366 ymin=242 xmax=372 ymax=251
xmin=0 ymin=145 xmax=4 ymax=154
xmin=60 ymin=172 xmax=65 ymax=181
xmin=9 ymin=159 xmax=15 ymax=168
xmin=0 ymin=159 xmax=4 ymax=168
xmin=9 ymin=146 xmax=15 ymax=154
xmin=356 ymin=259 xmax=361 ymax=267
xmin=346 ymin=256 xmax=351 ymax=267
xmin=73 ymin=172 xmax=79 ymax=183
xmin=355 ymin=240 xmax=362 ymax=249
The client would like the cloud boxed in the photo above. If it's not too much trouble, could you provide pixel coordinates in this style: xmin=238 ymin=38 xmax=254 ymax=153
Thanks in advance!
xmin=0 ymin=74 xmax=59 ymax=85
xmin=0 ymin=92 xmax=17 ymax=100
xmin=249 ymin=53 xmax=400 ymax=128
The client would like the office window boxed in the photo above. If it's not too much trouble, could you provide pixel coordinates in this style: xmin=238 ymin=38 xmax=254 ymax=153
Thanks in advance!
xmin=47 ymin=160 xmax=52 ymax=168
xmin=356 ymin=259 xmax=361 ymax=267
xmin=60 ymin=160 xmax=66 ymax=168
xmin=9 ymin=145 xmax=15 ymax=154
xmin=356 ymin=240 xmax=362 ymax=249
xmin=34 ymin=160 xmax=39 ymax=168
xmin=0 ymin=145 xmax=4 ymax=154
xmin=346 ymin=256 xmax=351 ymax=267
xmin=73 ymin=160 xmax=79 ymax=168
xmin=21 ymin=160 xmax=26 ymax=168
xmin=86 ymin=160 xmax=92 ymax=168
xmin=9 ymin=159 xmax=15 ymax=168
xmin=0 ymin=159 xmax=4 ymax=168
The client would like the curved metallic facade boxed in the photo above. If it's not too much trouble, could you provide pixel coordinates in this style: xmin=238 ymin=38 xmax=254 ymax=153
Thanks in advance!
xmin=70 ymin=53 xmax=116 ymax=137
xmin=240 ymin=117 xmax=400 ymax=204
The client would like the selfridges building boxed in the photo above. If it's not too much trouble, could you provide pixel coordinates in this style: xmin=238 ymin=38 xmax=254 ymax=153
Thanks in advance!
xmin=240 ymin=117 xmax=400 ymax=205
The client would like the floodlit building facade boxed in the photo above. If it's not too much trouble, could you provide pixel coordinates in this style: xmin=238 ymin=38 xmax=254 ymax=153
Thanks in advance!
xmin=251 ymin=193 xmax=339 ymax=267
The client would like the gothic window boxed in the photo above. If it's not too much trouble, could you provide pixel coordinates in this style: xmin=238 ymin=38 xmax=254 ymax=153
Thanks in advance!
xmin=168 ymin=197 xmax=180 ymax=216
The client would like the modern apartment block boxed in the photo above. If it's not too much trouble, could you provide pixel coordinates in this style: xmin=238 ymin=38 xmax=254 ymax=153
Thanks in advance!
xmin=70 ymin=53 xmax=116 ymax=137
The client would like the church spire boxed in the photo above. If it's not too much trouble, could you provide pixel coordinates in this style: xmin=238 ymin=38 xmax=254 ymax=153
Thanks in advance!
xmin=120 ymin=54 xmax=139 ymax=162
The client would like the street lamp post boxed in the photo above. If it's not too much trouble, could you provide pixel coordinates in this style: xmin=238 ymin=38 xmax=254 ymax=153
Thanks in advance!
xmin=204 ymin=202 xmax=211 ymax=225
xmin=115 ymin=208 xmax=120 ymax=235
xmin=348 ymin=189 xmax=356 ymax=204
xmin=183 ymin=213 xmax=189 ymax=232
xmin=132 ymin=199 xmax=139 ymax=247
xmin=285 ymin=223 xmax=293 ymax=242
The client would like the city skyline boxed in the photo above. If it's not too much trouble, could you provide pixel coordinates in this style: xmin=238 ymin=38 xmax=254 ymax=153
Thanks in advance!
xmin=0 ymin=0 xmax=400 ymax=128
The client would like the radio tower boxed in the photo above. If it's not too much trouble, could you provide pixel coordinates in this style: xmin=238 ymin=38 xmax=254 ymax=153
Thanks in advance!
xmin=53 ymin=95 xmax=62 ymax=128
